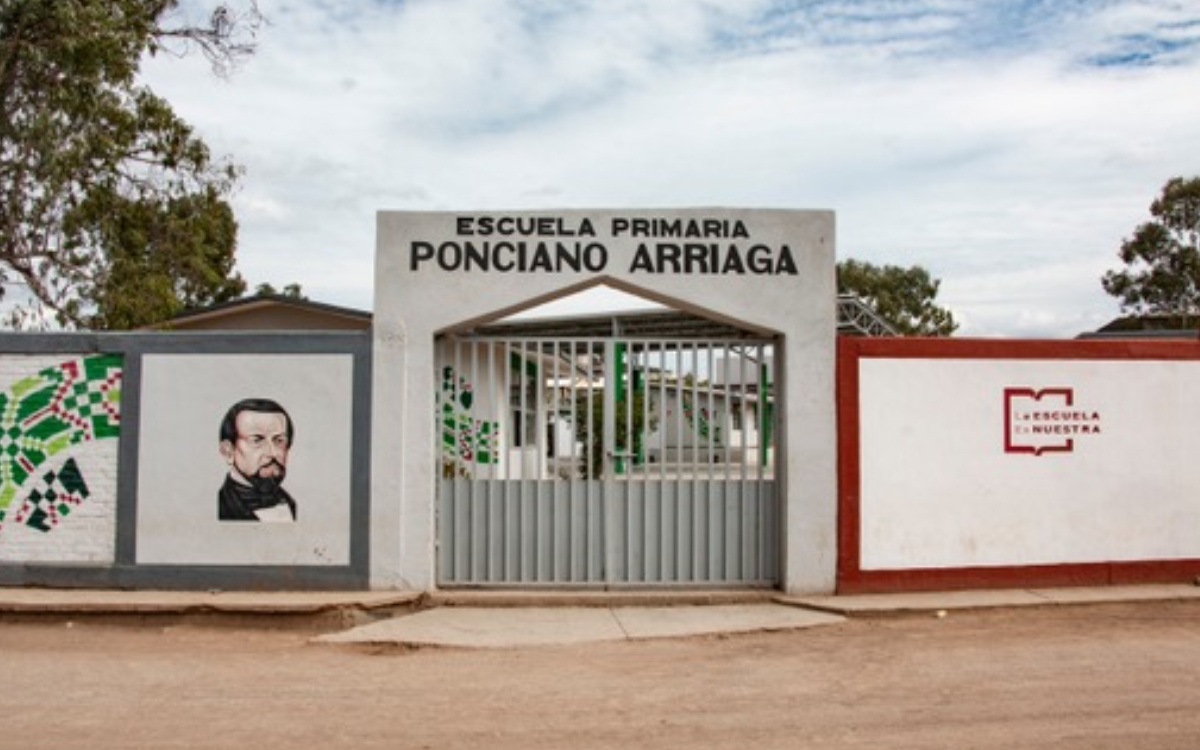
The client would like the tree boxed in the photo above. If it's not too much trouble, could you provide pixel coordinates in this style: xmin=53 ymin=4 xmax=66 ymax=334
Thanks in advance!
xmin=837 ymin=259 xmax=958 ymax=336
xmin=0 ymin=0 xmax=262 ymax=329
xmin=1101 ymin=176 xmax=1200 ymax=328
xmin=254 ymin=282 xmax=307 ymax=300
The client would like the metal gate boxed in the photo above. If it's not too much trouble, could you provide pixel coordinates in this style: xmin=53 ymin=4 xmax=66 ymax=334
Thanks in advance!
xmin=436 ymin=333 xmax=779 ymax=587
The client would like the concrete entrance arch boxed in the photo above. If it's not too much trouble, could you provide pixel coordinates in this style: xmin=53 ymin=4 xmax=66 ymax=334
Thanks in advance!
xmin=372 ymin=209 xmax=836 ymax=594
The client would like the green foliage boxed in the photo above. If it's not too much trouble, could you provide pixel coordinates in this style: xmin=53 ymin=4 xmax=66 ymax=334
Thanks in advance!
xmin=574 ymin=390 xmax=655 ymax=479
xmin=1101 ymin=176 xmax=1200 ymax=327
xmin=254 ymin=282 xmax=307 ymax=300
xmin=77 ymin=188 xmax=244 ymax=329
xmin=0 ymin=0 xmax=261 ymax=329
xmin=836 ymin=259 xmax=958 ymax=336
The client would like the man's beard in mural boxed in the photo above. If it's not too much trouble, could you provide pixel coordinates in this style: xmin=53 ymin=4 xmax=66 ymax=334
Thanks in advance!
xmin=246 ymin=460 xmax=287 ymax=496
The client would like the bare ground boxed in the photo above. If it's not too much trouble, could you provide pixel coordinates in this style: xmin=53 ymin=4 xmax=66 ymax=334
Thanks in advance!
xmin=2 ymin=600 xmax=1199 ymax=750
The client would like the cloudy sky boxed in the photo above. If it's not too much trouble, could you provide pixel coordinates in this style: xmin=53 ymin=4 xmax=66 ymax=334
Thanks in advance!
xmin=141 ymin=0 xmax=1200 ymax=337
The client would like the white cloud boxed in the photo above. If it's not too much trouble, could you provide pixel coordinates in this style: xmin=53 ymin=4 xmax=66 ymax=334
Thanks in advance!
xmin=140 ymin=0 xmax=1200 ymax=335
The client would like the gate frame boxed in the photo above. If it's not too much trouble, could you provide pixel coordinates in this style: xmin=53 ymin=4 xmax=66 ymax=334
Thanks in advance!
xmin=372 ymin=209 xmax=837 ymax=594
xmin=433 ymin=330 xmax=784 ymax=587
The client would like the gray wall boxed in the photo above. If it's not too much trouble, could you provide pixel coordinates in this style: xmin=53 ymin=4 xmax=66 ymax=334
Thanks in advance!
xmin=0 ymin=332 xmax=371 ymax=590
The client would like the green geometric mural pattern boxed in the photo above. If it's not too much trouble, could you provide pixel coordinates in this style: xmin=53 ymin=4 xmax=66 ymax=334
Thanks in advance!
xmin=0 ymin=354 xmax=122 ymax=531
xmin=6 ymin=457 xmax=90 ymax=532
xmin=439 ymin=365 xmax=499 ymax=475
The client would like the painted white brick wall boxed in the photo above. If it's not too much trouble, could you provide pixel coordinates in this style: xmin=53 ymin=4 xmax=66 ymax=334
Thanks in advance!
xmin=0 ymin=355 xmax=120 ymax=563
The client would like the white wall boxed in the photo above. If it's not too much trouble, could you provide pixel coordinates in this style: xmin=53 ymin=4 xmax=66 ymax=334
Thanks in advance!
xmin=136 ymin=354 xmax=354 ymax=566
xmin=858 ymin=357 xmax=1200 ymax=570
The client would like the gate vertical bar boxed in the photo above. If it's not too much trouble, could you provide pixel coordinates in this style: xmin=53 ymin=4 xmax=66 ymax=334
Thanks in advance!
xmin=436 ymin=336 xmax=450 ymax=583
xmin=602 ymin=339 xmax=616 ymax=584
xmin=732 ymin=345 xmax=748 ymax=580
xmin=503 ymin=339 xmax=515 ymax=581
xmin=519 ymin=339 xmax=532 ymax=582
xmin=453 ymin=336 xmax=466 ymax=582
xmin=628 ymin=339 xmax=638 ymax=582
xmin=535 ymin=338 xmax=547 ymax=582
xmin=567 ymin=340 xmax=577 ymax=581
xmin=747 ymin=342 xmax=763 ymax=581
xmin=587 ymin=339 xmax=598 ymax=581
xmin=551 ymin=340 xmax=564 ymax=581
xmin=487 ymin=337 xmax=501 ymax=582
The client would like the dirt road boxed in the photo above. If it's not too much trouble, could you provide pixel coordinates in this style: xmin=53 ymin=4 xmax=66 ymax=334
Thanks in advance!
xmin=2 ymin=600 xmax=1198 ymax=749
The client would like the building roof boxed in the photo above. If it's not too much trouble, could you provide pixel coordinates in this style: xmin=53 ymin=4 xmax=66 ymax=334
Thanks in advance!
xmin=1077 ymin=315 xmax=1200 ymax=341
xmin=142 ymin=294 xmax=372 ymax=331
xmin=149 ymin=292 xmax=896 ymax=337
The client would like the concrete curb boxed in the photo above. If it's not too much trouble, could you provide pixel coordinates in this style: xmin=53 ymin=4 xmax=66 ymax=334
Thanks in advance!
xmin=313 ymin=603 xmax=847 ymax=650
xmin=779 ymin=583 xmax=1200 ymax=616
xmin=0 ymin=589 xmax=422 ymax=615
xmin=4 ymin=584 xmax=1199 ymax=647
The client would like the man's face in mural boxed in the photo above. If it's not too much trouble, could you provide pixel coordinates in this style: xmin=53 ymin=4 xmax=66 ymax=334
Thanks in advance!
xmin=221 ymin=410 xmax=291 ymax=493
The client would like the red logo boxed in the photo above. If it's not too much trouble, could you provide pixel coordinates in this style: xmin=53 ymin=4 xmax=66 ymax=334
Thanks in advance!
xmin=1004 ymin=388 xmax=1102 ymax=456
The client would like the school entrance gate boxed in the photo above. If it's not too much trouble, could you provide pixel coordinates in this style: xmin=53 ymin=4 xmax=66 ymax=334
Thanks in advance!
xmin=436 ymin=326 xmax=779 ymax=587
xmin=373 ymin=209 xmax=838 ymax=595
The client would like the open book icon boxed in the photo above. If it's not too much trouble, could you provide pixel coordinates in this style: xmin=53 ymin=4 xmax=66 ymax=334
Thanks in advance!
xmin=1003 ymin=387 xmax=1093 ymax=456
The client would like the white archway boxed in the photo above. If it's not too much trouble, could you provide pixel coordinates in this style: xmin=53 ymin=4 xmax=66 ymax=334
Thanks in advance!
xmin=371 ymin=208 xmax=836 ymax=594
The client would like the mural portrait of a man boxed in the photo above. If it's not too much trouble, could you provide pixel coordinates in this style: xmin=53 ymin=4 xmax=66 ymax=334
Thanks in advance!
xmin=217 ymin=398 xmax=298 ymax=522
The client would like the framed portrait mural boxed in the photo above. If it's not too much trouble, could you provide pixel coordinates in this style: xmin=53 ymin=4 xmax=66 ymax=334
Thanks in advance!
xmin=135 ymin=353 xmax=354 ymax=566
